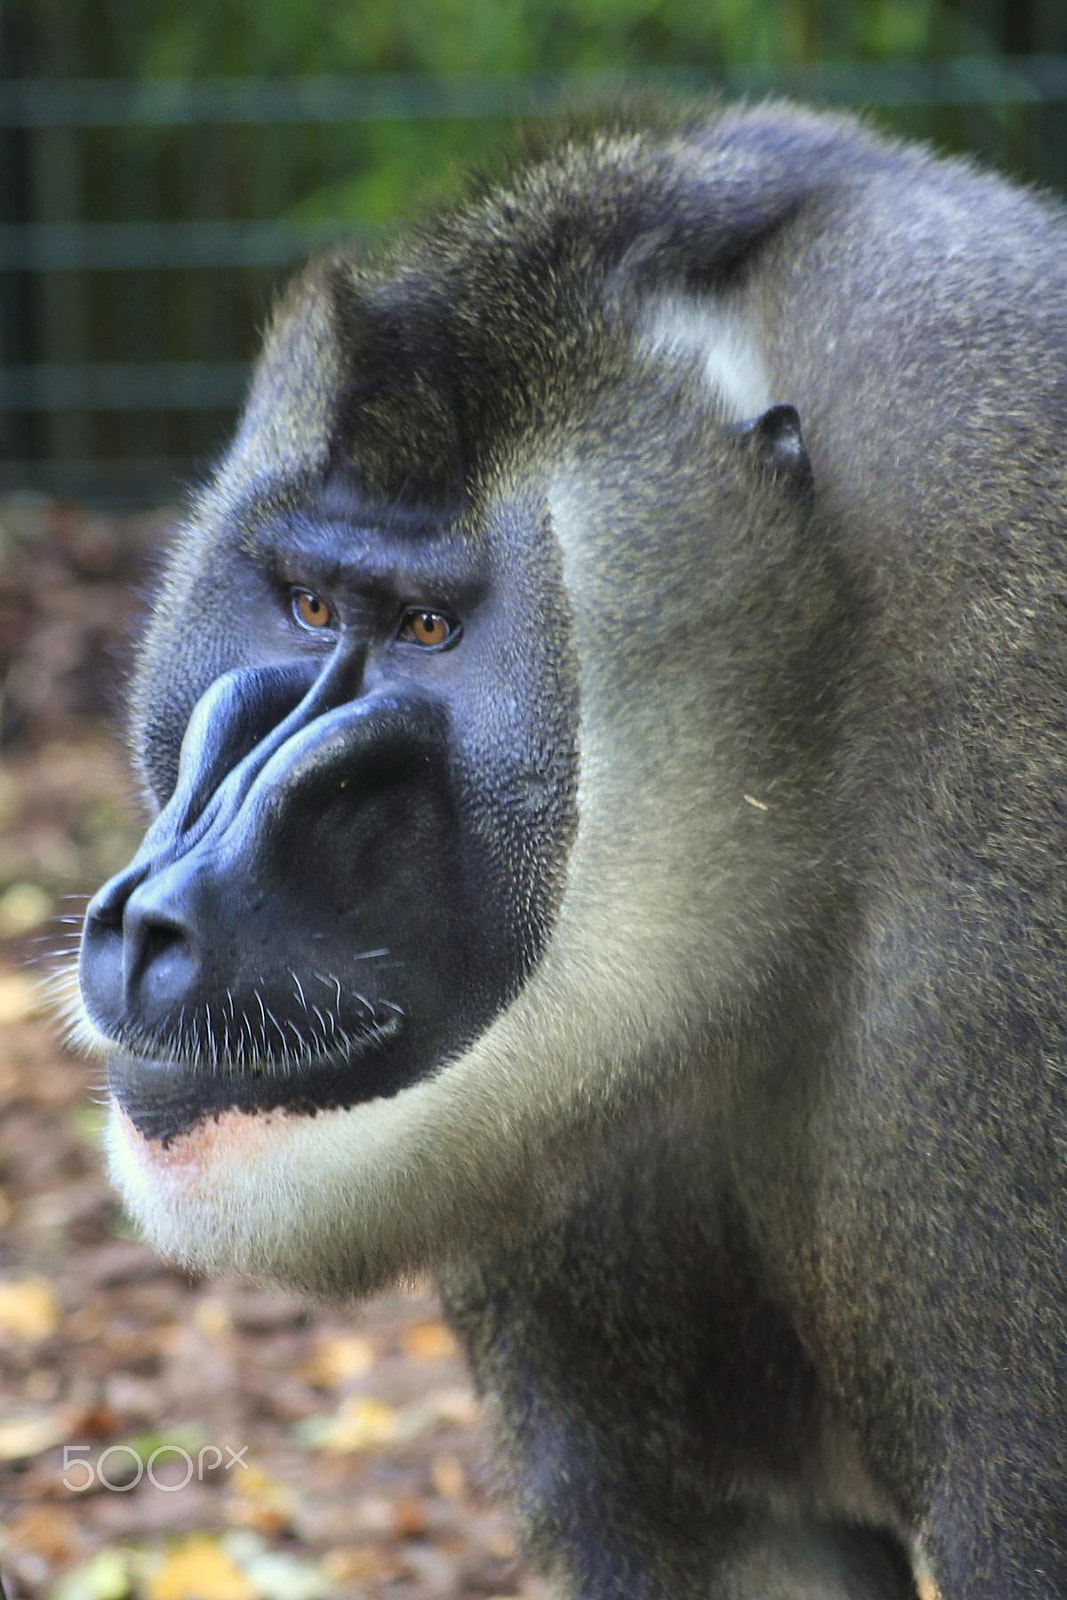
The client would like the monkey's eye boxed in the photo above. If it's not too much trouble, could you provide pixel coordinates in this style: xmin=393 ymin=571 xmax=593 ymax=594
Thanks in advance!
xmin=396 ymin=609 xmax=461 ymax=650
xmin=291 ymin=589 xmax=335 ymax=630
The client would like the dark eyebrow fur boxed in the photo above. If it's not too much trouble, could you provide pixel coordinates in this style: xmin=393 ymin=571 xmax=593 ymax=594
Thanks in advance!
xmin=258 ymin=540 xmax=393 ymax=602
xmin=249 ymin=503 xmax=480 ymax=617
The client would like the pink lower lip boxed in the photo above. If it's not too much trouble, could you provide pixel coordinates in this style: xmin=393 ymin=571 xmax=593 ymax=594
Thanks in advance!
xmin=116 ymin=1104 xmax=280 ymax=1183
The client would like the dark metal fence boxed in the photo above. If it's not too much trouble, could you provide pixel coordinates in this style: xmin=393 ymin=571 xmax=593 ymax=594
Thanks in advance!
xmin=3 ymin=59 xmax=1067 ymax=504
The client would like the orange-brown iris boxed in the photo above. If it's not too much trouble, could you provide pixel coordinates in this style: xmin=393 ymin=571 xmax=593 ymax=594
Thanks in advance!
xmin=293 ymin=590 xmax=332 ymax=629
xmin=404 ymin=611 xmax=450 ymax=647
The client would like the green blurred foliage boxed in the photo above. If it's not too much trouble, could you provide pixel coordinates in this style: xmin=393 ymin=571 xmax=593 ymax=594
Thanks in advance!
xmin=47 ymin=0 xmax=901 ymax=77
xmin=13 ymin=0 xmax=1059 ymax=498
xmin=25 ymin=0 xmax=1010 ymax=78
xmin=19 ymin=0 xmax=1012 ymax=227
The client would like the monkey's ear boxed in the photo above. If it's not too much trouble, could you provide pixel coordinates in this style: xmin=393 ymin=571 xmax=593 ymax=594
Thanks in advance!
xmin=731 ymin=404 xmax=813 ymax=500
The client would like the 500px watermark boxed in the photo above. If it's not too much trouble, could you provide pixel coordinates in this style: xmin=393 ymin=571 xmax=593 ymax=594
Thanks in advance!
xmin=62 ymin=1442 xmax=249 ymax=1492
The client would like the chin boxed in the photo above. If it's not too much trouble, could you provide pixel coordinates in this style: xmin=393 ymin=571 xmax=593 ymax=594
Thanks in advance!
xmin=104 ymin=1094 xmax=432 ymax=1299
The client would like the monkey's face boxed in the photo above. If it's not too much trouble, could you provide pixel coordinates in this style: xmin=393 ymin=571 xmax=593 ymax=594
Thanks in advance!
xmin=76 ymin=230 xmax=823 ymax=1291
xmin=79 ymin=467 xmax=580 ymax=1221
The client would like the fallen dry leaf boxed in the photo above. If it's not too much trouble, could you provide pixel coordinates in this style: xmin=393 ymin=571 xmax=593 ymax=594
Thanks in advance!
xmin=0 ymin=881 xmax=55 ymax=936
xmin=430 ymin=1452 xmax=466 ymax=1500
xmin=0 ymin=968 xmax=45 ymax=1023
xmin=394 ymin=1385 xmax=480 ymax=1436
xmin=1 ymin=1502 xmax=80 ymax=1564
xmin=401 ymin=1318 xmax=459 ymax=1362
xmin=391 ymin=1492 xmax=427 ymax=1539
xmin=308 ymin=1394 xmax=398 ymax=1453
xmin=193 ymin=1297 xmax=235 ymax=1340
xmin=229 ymin=1465 xmax=296 ymax=1535
xmin=0 ymin=1407 xmax=71 ymax=1459
xmin=0 ymin=1274 xmax=60 ymax=1341
xmin=320 ymin=1542 xmax=402 ymax=1585
xmin=49 ymin=1546 xmax=134 ymax=1600
xmin=146 ymin=1537 xmax=256 ymax=1600
xmin=297 ymin=1331 xmax=376 ymax=1387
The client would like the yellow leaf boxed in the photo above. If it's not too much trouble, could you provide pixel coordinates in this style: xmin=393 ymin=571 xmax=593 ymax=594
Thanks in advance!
xmin=298 ymin=1332 xmax=375 ymax=1387
xmin=0 ymin=1410 xmax=69 ymax=1459
xmin=52 ymin=1548 xmax=133 ymax=1600
xmin=321 ymin=1545 xmax=398 ymax=1585
xmin=0 ymin=970 xmax=43 ymax=1024
xmin=231 ymin=1465 xmax=279 ymax=1498
xmin=430 ymin=1452 xmax=466 ymax=1499
xmin=193 ymin=1297 xmax=233 ymax=1339
xmin=400 ymin=1318 xmax=458 ymax=1362
xmin=0 ymin=1275 xmax=61 ymax=1341
xmin=0 ymin=882 xmax=54 ymax=936
xmin=319 ymin=1395 xmax=397 ymax=1453
xmin=230 ymin=1466 xmax=295 ymax=1535
xmin=147 ymin=1537 xmax=256 ymax=1600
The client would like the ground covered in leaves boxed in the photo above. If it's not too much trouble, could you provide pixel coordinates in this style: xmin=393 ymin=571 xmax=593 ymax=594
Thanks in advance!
xmin=0 ymin=497 xmax=546 ymax=1600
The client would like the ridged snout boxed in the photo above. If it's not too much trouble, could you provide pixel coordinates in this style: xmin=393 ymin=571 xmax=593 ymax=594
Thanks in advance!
xmin=79 ymin=661 xmax=448 ymax=1047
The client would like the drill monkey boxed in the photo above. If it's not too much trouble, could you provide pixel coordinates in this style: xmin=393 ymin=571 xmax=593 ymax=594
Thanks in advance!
xmin=78 ymin=103 xmax=1066 ymax=1598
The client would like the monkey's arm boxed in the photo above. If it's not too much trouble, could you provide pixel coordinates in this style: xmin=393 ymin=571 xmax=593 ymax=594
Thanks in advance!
xmin=440 ymin=1146 xmax=919 ymax=1600
xmin=441 ymin=1275 xmax=918 ymax=1599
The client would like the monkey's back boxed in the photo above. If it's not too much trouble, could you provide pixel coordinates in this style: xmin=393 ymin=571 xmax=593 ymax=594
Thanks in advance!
xmin=706 ymin=105 xmax=1067 ymax=1538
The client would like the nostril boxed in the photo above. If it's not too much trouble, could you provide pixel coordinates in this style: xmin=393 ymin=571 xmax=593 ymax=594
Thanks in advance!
xmin=123 ymin=907 xmax=197 ymax=1000
xmin=135 ymin=917 xmax=189 ymax=978
xmin=79 ymin=894 xmax=127 ymax=1038
xmin=81 ymin=863 xmax=206 ymax=1039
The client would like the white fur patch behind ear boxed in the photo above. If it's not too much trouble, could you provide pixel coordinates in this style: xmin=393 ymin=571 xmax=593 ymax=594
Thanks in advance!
xmin=637 ymin=293 xmax=771 ymax=420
